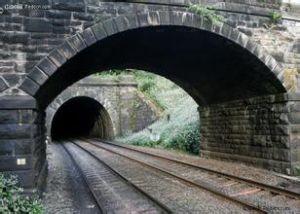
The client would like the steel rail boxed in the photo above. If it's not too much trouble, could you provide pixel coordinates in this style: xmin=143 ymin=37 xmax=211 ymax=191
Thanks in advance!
xmin=79 ymin=139 xmax=268 ymax=213
xmin=61 ymin=142 xmax=104 ymax=214
xmin=69 ymin=140 xmax=173 ymax=214
xmin=95 ymin=139 xmax=300 ymax=200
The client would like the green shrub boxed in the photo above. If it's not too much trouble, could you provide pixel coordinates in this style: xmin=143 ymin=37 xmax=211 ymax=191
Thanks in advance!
xmin=95 ymin=69 xmax=200 ymax=155
xmin=119 ymin=85 xmax=200 ymax=155
xmin=0 ymin=174 xmax=43 ymax=214
xmin=188 ymin=4 xmax=224 ymax=25
xmin=164 ymin=122 xmax=200 ymax=154
xmin=270 ymin=11 xmax=282 ymax=25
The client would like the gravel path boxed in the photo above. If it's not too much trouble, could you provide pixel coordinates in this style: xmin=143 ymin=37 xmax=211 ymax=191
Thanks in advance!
xmin=42 ymin=143 xmax=100 ymax=214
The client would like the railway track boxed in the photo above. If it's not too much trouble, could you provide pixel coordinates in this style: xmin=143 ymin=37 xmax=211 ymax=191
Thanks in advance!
xmin=62 ymin=142 xmax=172 ymax=213
xmin=92 ymin=139 xmax=300 ymax=199
xmin=72 ymin=139 xmax=274 ymax=213
xmin=82 ymin=138 xmax=300 ymax=213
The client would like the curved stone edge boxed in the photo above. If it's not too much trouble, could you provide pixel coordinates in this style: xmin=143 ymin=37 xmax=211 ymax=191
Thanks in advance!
xmin=19 ymin=10 xmax=285 ymax=98
xmin=46 ymin=93 xmax=117 ymax=139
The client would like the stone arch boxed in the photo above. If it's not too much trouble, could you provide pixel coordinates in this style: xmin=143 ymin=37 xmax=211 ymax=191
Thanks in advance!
xmin=50 ymin=96 xmax=115 ymax=141
xmin=46 ymin=93 xmax=118 ymax=140
xmin=18 ymin=10 xmax=286 ymax=109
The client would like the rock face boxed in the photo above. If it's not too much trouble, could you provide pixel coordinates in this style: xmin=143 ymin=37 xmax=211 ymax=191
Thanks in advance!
xmin=0 ymin=0 xmax=300 ymax=190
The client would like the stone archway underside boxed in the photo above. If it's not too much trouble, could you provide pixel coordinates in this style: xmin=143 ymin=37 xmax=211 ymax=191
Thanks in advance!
xmin=20 ymin=11 xmax=286 ymax=108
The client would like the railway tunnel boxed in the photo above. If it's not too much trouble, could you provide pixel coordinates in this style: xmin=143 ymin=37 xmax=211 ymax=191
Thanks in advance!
xmin=51 ymin=96 xmax=114 ymax=141
xmin=14 ymin=11 xmax=300 ymax=190
xmin=33 ymin=23 xmax=291 ymax=174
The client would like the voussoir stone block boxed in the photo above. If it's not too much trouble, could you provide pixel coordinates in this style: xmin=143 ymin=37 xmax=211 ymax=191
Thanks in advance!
xmin=67 ymin=34 xmax=87 ymax=52
xmin=81 ymin=28 xmax=97 ymax=46
xmin=102 ymin=19 xmax=118 ymax=36
xmin=19 ymin=78 xmax=40 ymax=97
xmin=48 ymin=49 xmax=67 ymax=68
xmin=158 ymin=11 xmax=171 ymax=25
xmin=57 ymin=41 xmax=77 ymax=60
xmin=0 ymin=77 xmax=8 ymax=93
xmin=28 ymin=67 xmax=48 ymax=85
xmin=91 ymin=24 xmax=107 ymax=41
xmin=37 ymin=58 xmax=58 ymax=76
xmin=113 ymin=16 xmax=130 ymax=33
xmin=170 ymin=11 xmax=184 ymax=26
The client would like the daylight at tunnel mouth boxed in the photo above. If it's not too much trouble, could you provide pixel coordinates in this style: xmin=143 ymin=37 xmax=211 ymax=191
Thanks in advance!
xmin=51 ymin=96 xmax=114 ymax=141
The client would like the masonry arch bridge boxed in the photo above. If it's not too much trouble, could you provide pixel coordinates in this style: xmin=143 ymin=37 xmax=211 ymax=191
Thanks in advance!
xmin=0 ymin=0 xmax=300 ymax=190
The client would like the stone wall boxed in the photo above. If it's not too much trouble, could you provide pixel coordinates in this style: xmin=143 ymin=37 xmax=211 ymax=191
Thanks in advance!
xmin=0 ymin=0 xmax=299 ymax=95
xmin=46 ymin=75 xmax=160 ymax=138
xmin=1 ymin=0 xmax=300 ymax=190
xmin=0 ymin=97 xmax=46 ymax=191
xmin=200 ymin=93 xmax=300 ymax=175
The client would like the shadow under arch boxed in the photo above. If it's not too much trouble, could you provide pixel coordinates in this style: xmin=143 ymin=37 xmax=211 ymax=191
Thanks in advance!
xmin=19 ymin=11 xmax=286 ymax=109
xmin=47 ymin=92 xmax=119 ymax=140
xmin=51 ymin=96 xmax=114 ymax=141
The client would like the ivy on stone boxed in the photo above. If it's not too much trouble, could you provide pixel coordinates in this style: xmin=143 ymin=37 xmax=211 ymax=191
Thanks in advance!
xmin=270 ymin=11 xmax=282 ymax=25
xmin=0 ymin=174 xmax=43 ymax=214
xmin=188 ymin=4 xmax=224 ymax=25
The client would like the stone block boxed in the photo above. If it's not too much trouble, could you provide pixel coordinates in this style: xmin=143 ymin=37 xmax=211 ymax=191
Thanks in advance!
xmin=57 ymin=41 xmax=77 ymax=59
xmin=0 ymin=155 xmax=34 ymax=171
xmin=0 ymin=110 xmax=21 ymax=124
xmin=0 ymin=124 xmax=32 ymax=139
xmin=19 ymin=78 xmax=40 ymax=96
xmin=102 ymin=20 xmax=118 ymax=36
xmin=73 ymin=12 xmax=94 ymax=21
xmin=37 ymin=57 xmax=58 ymax=76
xmin=28 ymin=67 xmax=48 ymax=85
xmin=113 ymin=16 xmax=130 ymax=32
xmin=170 ymin=11 xmax=184 ymax=26
xmin=46 ymin=10 xmax=71 ymax=19
xmin=48 ymin=49 xmax=67 ymax=67
xmin=52 ymin=1 xmax=85 ymax=12
xmin=91 ymin=24 xmax=107 ymax=40
xmin=24 ymin=18 xmax=52 ymax=33
xmin=287 ymin=112 xmax=300 ymax=124
xmin=0 ymin=77 xmax=8 ymax=93
xmin=67 ymin=34 xmax=87 ymax=52
xmin=0 ymin=96 xmax=37 ymax=110
xmin=81 ymin=28 xmax=97 ymax=46
xmin=2 ymin=169 xmax=36 ymax=189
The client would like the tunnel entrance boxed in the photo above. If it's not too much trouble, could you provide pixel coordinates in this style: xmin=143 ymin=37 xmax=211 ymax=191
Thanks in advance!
xmin=17 ymin=11 xmax=298 ymax=188
xmin=51 ymin=96 xmax=114 ymax=141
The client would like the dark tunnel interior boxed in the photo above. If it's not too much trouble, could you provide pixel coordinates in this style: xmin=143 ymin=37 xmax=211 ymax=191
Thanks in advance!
xmin=51 ymin=96 xmax=114 ymax=141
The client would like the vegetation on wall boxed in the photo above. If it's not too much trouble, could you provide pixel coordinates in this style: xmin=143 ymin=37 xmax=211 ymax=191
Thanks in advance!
xmin=270 ymin=11 xmax=282 ymax=25
xmin=188 ymin=4 xmax=224 ymax=25
xmin=97 ymin=70 xmax=200 ymax=155
xmin=0 ymin=174 xmax=43 ymax=213
xmin=263 ymin=11 xmax=282 ymax=29
xmin=97 ymin=69 xmax=166 ymax=111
